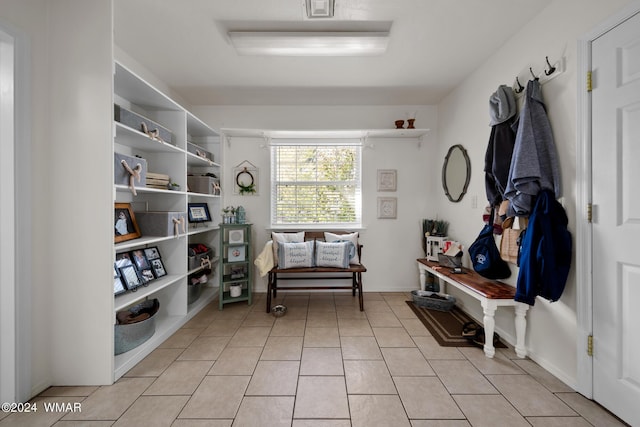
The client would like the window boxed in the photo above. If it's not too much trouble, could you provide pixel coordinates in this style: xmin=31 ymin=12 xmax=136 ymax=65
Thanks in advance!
xmin=271 ymin=141 xmax=362 ymax=226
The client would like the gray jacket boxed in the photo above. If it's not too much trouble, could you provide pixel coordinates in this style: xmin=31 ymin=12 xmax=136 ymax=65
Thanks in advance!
xmin=504 ymin=79 xmax=561 ymax=216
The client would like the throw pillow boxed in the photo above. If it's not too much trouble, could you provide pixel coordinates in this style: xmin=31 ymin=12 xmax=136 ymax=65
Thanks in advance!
xmin=315 ymin=241 xmax=354 ymax=268
xmin=324 ymin=232 xmax=359 ymax=264
xmin=272 ymin=231 xmax=305 ymax=265
xmin=277 ymin=241 xmax=315 ymax=269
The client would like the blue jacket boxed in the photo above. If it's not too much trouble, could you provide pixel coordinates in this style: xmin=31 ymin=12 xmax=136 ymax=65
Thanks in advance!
xmin=515 ymin=190 xmax=572 ymax=305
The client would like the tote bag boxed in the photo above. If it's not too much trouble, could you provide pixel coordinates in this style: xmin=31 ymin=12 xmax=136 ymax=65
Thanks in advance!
xmin=468 ymin=221 xmax=511 ymax=280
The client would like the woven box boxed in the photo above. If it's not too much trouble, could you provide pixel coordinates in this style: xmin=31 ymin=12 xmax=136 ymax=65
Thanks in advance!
xmin=187 ymin=175 xmax=220 ymax=195
xmin=114 ymin=104 xmax=173 ymax=144
xmin=188 ymin=249 xmax=213 ymax=270
xmin=114 ymin=152 xmax=147 ymax=188
xmin=187 ymin=142 xmax=214 ymax=162
xmin=135 ymin=211 xmax=187 ymax=237
xmin=187 ymin=282 xmax=203 ymax=305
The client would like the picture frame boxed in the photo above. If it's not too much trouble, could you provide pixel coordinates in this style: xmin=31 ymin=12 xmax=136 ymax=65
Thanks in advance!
xmin=144 ymin=246 xmax=161 ymax=260
xmin=114 ymin=265 xmax=126 ymax=296
xmin=150 ymin=258 xmax=167 ymax=278
xmin=119 ymin=264 xmax=142 ymax=291
xmin=228 ymin=229 xmax=245 ymax=244
xmin=115 ymin=252 xmax=133 ymax=269
xmin=130 ymin=249 xmax=151 ymax=271
xmin=377 ymin=197 xmax=397 ymax=219
xmin=227 ymin=245 xmax=246 ymax=262
xmin=377 ymin=169 xmax=397 ymax=191
xmin=115 ymin=203 xmax=141 ymax=243
xmin=187 ymin=202 xmax=212 ymax=223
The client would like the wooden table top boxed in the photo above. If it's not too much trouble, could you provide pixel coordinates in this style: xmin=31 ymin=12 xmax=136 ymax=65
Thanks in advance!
xmin=417 ymin=258 xmax=516 ymax=300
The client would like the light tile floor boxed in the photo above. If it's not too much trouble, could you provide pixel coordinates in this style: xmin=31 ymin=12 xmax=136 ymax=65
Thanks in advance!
xmin=1 ymin=292 xmax=629 ymax=427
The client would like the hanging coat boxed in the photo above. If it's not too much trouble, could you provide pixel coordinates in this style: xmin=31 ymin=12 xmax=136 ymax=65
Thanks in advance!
xmin=485 ymin=85 xmax=517 ymax=206
xmin=514 ymin=190 xmax=572 ymax=305
xmin=504 ymin=79 xmax=561 ymax=216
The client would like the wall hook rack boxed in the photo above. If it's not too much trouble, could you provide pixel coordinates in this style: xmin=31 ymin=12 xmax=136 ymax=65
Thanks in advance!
xmin=513 ymin=55 xmax=565 ymax=98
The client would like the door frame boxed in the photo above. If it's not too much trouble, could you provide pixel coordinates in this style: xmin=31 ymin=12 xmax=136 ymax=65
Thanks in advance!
xmin=0 ymin=18 xmax=32 ymax=403
xmin=576 ymin=0 xmax=640 ymax=399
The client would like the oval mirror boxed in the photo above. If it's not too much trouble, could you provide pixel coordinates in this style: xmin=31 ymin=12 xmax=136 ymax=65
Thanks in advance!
xmin=442 ymin=144 xmax=471 ymax=203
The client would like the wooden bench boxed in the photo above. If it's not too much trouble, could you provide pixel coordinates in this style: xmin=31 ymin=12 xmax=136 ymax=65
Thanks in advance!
xmin=266 ymin=231 xmax=367 ymax=313
xmin=417 ymin=258 xmax=529 ymax=358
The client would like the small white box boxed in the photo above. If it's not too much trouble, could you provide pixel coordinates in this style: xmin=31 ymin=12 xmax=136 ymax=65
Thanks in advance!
xmin=426 ymin=236 xmax=448 ymax=262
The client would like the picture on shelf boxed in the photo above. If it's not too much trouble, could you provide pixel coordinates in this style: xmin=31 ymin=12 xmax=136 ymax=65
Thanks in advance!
xmin=227 ymin=245 xmax=246 ymax=262
xmin=115 ymin=252 xmax=133 ymax=268
xmin=131 ymin=249 xmax=151 ymax=270
xmin=114 ymin=265 xmax=126 ymax=296
xmin=144 ymin=246 xmax=161 ymax=260
xmin=114 ymin=203 xmax=141 ymax=243
xmin=230 ymin=265 xmax=246 ymax=279
xmin=119 ymin=264 xmax=141 ymax=291
xmin=150 ymin=258 xmax=167 ymax=278
xmin=187 ymin=202 xmax=212 ymax=223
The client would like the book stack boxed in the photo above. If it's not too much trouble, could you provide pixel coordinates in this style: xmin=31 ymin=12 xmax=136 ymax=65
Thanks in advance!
xmin=146 ymin=172 xmax=171 ymax=190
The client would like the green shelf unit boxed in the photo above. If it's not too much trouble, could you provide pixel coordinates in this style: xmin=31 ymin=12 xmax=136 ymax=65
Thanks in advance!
xmin=219 ymin=223 xmax=252 ymax=309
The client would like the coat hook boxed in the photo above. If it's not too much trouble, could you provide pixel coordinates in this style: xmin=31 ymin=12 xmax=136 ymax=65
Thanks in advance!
xmin=529 ymin=67 xmax=538 ymax=80
xmin=514 ymin=76 xmax=525 ymax=93
xmin=544 ymin=56 xmax=557 ymax=76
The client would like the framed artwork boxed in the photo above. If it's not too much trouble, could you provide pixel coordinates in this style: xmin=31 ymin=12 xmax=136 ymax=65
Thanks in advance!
xmin=227 ymin=245 xmax=246 ymax=262
xmin=130 ymin=249 xmax=151 ymax=270
xmin=144 ymin=246 xmax=161 ymax=260
xmin=115 ymin=252 xmax=133 ymax=269
xmin=233 ymin=160 xmax=258 ymax=195
xmin=377 ymin=197 xmax=397 ymax=219
xmin=187 ymin=202 xmax=212 ymax=223
xmin=228 ymin=229 xmax=244 ymax=244
xmin=377 ymin=169 xmax=397 ymax=191
xmin=115 ymin=203 xmax=141 ymax=243
xmin=119 ymin=264 xmax=142 ymax=291
xmin=150 ymin=258 xmax=167 ymax=278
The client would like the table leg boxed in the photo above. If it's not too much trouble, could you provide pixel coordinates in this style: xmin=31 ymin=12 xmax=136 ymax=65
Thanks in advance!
xmin=481 ymin=300 xmax=497 ymax=358
xmin=514 ymin=303 xmax=529 ymax=358
xmin=418 ymin=265 xmax=426 ymax=291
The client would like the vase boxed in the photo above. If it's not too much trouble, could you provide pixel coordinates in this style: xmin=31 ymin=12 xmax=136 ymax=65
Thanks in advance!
xmin=407 ymin=118 xmax=415 ymax=129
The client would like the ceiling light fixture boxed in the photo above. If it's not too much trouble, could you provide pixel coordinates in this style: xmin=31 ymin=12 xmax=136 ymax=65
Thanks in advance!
xmin=306 ymin=0 xmax=335 ymax=18
xmin=228 ymin=31 xmax=389 ymax=56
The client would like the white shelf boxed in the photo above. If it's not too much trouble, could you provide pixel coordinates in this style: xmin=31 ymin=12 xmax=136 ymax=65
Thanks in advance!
xmin=114 ymin=122 xmax=184 ymax=153
xmin=221 ymin=127 xmax=430 ymax=147
xmin=188 ymin=225 xmax=220 ymax=237
xmin=114 ymin=274 xmax=184 ymax=311
xmin=187 ymin=151 xmax=221 ymax=167
xmin=115 ymin=234 xmax=187 ymax=252
xmin=115 ymin=184 xmax=185 ymax=196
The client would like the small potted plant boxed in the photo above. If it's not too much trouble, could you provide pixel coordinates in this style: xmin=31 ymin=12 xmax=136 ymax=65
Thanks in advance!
xmin=167 ymin=182 xmax=181 ymax=191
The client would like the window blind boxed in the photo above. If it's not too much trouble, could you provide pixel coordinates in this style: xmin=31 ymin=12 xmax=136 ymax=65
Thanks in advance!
xmin=271 ymin=142 xmax=362 ymax=226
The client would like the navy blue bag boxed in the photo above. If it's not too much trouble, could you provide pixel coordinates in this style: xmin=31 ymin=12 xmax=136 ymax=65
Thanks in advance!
xmin=468 ymin=210 xmax=511 ymax=280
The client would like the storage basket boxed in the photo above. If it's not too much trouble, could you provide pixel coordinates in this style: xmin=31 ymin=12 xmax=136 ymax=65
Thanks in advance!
xmin=437 ymin=253 xmax=462 ymax=268
xmin=411 ymin=290 xmax=456 ymax=311
xmin=187 ymin=282 xmax=203 ymax=305
xmin=114 ymin=299 xmax=159 ymax=355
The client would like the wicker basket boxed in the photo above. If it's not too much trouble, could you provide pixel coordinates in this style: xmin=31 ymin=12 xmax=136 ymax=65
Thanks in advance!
xmin=411 ymin=290 xmax=456 ymax=311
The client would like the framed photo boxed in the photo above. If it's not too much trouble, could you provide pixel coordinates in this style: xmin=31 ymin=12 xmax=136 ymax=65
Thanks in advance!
xmin=115 ymin=203 xmax=141 ymax=243
xmin=119 ymin=264 xmax=142 ymax=291
xmin=377 ymin=169 xmax=397 ymax=191
xmin=150 ymin=258 xmax=167 ymax=278
xmin=377 ymin=197 xmax=397 ymax=219
xmin=115 ymin=252 xmax=133 ymax=269
xmin=187 ymin=202 xmax=212 ymax=223
xmin=228 ymin=229 xmax=244 ymax=244
xmin=144 ymin=246 xmax=161 ymax=260
xmin=114 ymin=265 xmax=126 ymax=296
xmin=130 ymin=249 xmax=151 ymax=270
xmin=227 ymin=245 xmax=246 ymax=262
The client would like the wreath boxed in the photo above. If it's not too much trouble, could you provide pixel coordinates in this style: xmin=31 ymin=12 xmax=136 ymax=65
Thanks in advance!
xmin=236 ymin=168 xmax=256 ymax=195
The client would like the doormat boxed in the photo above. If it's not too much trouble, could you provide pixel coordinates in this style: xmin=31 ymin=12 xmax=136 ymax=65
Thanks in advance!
xmin=406 ymin=301 xmax=506 ymax=348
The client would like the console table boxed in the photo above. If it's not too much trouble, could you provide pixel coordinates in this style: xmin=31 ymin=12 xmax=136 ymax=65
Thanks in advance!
xmin=417 ymin=259 xmax=529 ymax=358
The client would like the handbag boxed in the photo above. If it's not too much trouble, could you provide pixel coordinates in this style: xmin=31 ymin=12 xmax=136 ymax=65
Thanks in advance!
xmin=468 ymin=207 xmax=511 ymax=280
xmin=500 ymin=216 xmax=528 ymax=265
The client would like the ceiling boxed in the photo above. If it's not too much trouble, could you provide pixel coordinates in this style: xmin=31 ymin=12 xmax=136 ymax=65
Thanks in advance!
xmin=113 ymin=0 xmax=553 ymax=106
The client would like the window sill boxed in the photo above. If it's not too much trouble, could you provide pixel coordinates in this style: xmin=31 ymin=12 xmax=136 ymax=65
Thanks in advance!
xmin=267 ymin=225 xmax=365 ymax=232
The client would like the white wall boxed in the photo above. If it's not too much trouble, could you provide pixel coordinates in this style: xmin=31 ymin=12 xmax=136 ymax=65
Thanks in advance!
xmin=434 ymin=0 xmax=631 ymax=387
xmin=193 ymin=105 xmax=438 ymax=293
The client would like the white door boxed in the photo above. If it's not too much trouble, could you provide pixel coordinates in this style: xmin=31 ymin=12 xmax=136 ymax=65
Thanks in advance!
xmin=591 ymin=10 xmax=640 ymax=426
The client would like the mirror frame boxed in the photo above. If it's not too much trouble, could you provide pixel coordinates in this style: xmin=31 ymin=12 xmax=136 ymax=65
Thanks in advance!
xmin=442 ymin=144 xmax=471 ymax=203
